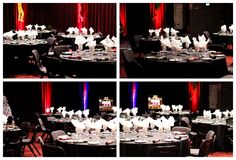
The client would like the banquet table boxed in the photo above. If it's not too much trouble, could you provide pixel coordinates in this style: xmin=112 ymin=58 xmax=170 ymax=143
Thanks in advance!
xmin=139 ymin=37 xmax=162 ymax=53
xmin=120 ymin=130 xmax=190 ymax=157
xmin=3 ymin=125 xmax=22 ymax=144
xmin=60 ymin=50 xmax=116 ymax=78
xmin=191 ymin=116 xmax=231 ymax=150
xmin=37 ymin=30 xmax=55 ymax=39
xmin=141 ymin=50 xmax=228 ymax=78
xmin=212 ymin=33 xmax=233 ymax=45
xmin=56 ymin=132 xmax=116 ymax=157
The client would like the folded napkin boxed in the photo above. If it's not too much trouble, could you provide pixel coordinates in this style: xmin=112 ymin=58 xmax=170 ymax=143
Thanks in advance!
xmin=170 ymin=28 xmax=179 ymax=37
xmin=221 ymin=24 xmax=227 ymax=33
xmin=168 ymin=116 xmax=175 ymax=126
xmin=34 ymin=24 xmax=39 ymax=30
xmin=26 ymin=30 xmax=38 ymax=40
xmin=172 ymin=105 xmax=178 ymax=112
xmin=122 ymin=108 xmax=131 ymax=116
xmin=229 ymin=24 xmax=233 ymax=33
xmin=100 ymin=35 xmax=115 ymax=50
xmin=83 ymin=109 xmax=90 ymax=118
xmin=75 ymin=110 xmax=82 ymax=118
xmin=160 ymin=104 xmax=170 ymax=112
xmin=223 ymin=110 xmax=229 ymax=118
xmin=26 ymin=24 xmax=33 ymax=30
xmin=229 ymin=110 xmax=233 ymax=117
xmin=50 ymin=107 xmax=54 ymax=113
xmin=40 ymin=25 xmax=46 ymax=30
xmin=203 ymin=110 xmax=212 ymax=119
xmin=61 ymin=110 xmax=67 ymax=118
xmin=89 ymin=27 xmax=94 ymax=35
xmin=154 ymin=28 xmax=162 ymax=37
xmin=149 ymin=29 xmax=155 ymax=36
xmin=171 ymin=37 xmax=182 ymax=52
xmin=67 ymin=27 xmax=74 ymax=34
xmin=3 ymin=115 xmax=8 ymax=125
xmin=111 ymin=36 xmax=117 ymax=47
xmin=71 ymin=120 xmax=85 ymax=133
xmin=178 ymin=104 xmax=183 ymax=112
xmin=16 ymin=30 xmax=26 ymax=40
xmin=107 ymin=121 xmax=116 ymax=133
xmin=180 ymin=36 xmax=191 ymax=49
xmin=122 ymin=120 xmax=133 ymax=132
xmin=45 ymin=108 xmax=50 ymax=113
xmin=75 ymin=35 xmax=87 ymax=50
xmin=131 ymin=108 xmax=138 ymax=116
xmin=160 ymin=36 xmax=171 ymax=50
xmin=57 ymin=107 xmax=63 ymax=113
xmin=68 ymin=110 xmax=74 ymax=118
xmin=81 ymin=27 xmax=88 ymax=35
xmin=163 ymin=27 xmax=170 ymax=37
xmin=3 ymin=31 xmax=16 ymax=40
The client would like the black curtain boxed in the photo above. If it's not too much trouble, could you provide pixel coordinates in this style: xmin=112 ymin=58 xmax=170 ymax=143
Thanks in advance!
xmin=3 ymin=3 xmax=16 ymax=32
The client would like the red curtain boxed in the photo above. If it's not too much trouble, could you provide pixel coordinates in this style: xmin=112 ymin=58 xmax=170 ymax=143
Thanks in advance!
xmin=86 ymin=3 xmax=116 ymax=36
xmin=77 ymin=3 xmax=88 ymax=30
xmin=188 ymin=82 xmax=200 ymax=112
xmin=41 ymin=82 xmax=52 ymax=113
xmin=16 ymin=3 xmax=27 ymax=30
xmin=120 ymin=3 xmax=127 ymax=36
xmin=150 ymin=3 xmax=165 ymax=29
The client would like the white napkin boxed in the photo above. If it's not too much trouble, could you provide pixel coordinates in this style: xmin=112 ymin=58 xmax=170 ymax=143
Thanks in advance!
xmin=57 ymin=107 xmax=62 ymax=113
xmin=160 ymin=36 xmax=171 ymax=50
xmin=221 ymin=24 xmax=227 ymax=33
xmin=148 ymin=29 xmax=155 ymax=36
xmin=154 ymin=28 xmax=162 ymax=37
xmin=229 ymin=24 xmax=233 ymax=33
xmin=75 ymin=35 xmax=87 ymax=50
xmin=130 ymin=117 xmax=139 ymax=130
xmin=16 ymin=30 xmax=26 ymax=40
xmin=100 ymin=35 xmax=115 ymax=51
xmin=122 ymin=108 xmax=131 ymax=116
xmin=229 ymin=110 xmax=233 ymax=117
xmin=34 ymin=24 xmax=38 ymax=30
xmin=154 ymin=118 xmax=163 ymax=131
xmin=172 ymin=105 xmax=178 ymax=112
xmin=67 ymin=27 xmax=74 ymax=34
xmin=86 ymin=40 xmax=96 ymax=52
xmin=171 ymin=37 xmax=182 ymax=52
xmin=68 ymin=110 xmax=74 ymax=118
xmin=111 ymin=36 xmax=117 ymax=47
xmin=81 ymin=27 xmax=88 ymax=35
xmin=3 ymin=115 xmax=8 ymax=125
xmin=61 ymin=110 xmax=67 ymax=118
xmin=83 ymin=109 xmax=90 ymax=118
xmin=223 ymin=110 xmax=229 ymax=118
xmin=46 ymin=108 xmax=50 ymax=113
xmin=107 ymin=120 xmax=116 ymax=133
xmin=170 ymin=28 xmax=179 ymax=36
xmin=71 ymin=120 xmax=85 ymax=133
xmin=26 ymin=24 xmax=33 ymax=30
xmin=163 ymin=27 xmax=170 ymax=37
xmin=75 ymin=110 xmax=82 ymax=118
xmin=89 ymin=27 xmax=94 ymax=35
xmin=122 ymin=120 xmax=133 ymax=132
xmin=3 ymin=31 xmax=16 ymax=40
xmin=203 ymin=110 xmax=212 ymax=119
xmin=50 ymin=107 xmax=54 ymax=113
xmin=180 ymin=36 xmax=191 ymax=49
xmin=40 ymin=25 xmax=46 ymax=30
xmin=62 ymin=107 xmax=66 ymax=112
xmin=27 ymin=30 xmax=38 ymax=40
xmin=178 ymin=105 xmax=183 ymax=112
xmin=168 ymin=116 xmax=175 ymax=126
xmin=131 ymin=108 xmax=138 ymax=116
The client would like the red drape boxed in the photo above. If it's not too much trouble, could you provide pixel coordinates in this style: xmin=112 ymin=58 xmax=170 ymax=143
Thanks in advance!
xmin=41 ymin=82 xmax=52 ymax=114
xmin=150 ymin=3 xmax=165 ymax=29
xmin=188 ymin=82 xmax=200 ymax=112
xmin=77 ymin=3 xmax=88 ymax=30
xmin=16 ymin=3 xmax=27 ymax=30
xmin=120 ymin=4 xmax=127 ymax=36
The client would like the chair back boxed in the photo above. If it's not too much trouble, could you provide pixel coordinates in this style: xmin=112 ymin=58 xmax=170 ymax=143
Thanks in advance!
xmin=51 ymin=130 xmax=65 ymax=143
xmin=38 ymin=118 xmax=46 ymax=131
xmin=43 ymin=57 xmax=65 ymax=78
xmin=19 ymin=122 xmax=31 ymax=139
xmin=198 ymin=139 xmax=212 ymax=157
xmin=172 ymin=126 xmax=190 ymax=135
xmin=205 ymin=130 xmax=215 ymax=140
xmin=54 ymin=45 xmax=69 ymax=57
xmin=181 ymin=117 xmax=190 ymax=128
xmin=37 ymin=136 xmax=44 ymax=148
xmin=42 ymin=144 xmax=66 ymax=157
xmin=148 ymin=145 xmax=179 ymax=157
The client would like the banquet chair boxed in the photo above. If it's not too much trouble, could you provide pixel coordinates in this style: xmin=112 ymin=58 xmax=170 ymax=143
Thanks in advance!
xmin=53 ymin=45 xmax=69 ymax=58
xmin=42 ymin=144 xmax=66 ymax=157
xmin=190 ymin=139 xmax=212 ymax=157
xmin=172 ymin=126 xmax=190 ymax=135
xmin=122 ymin=49 xmax=144 ymax=78
xmin=131 ymin=35 xmax=144 ymax=53
xmin=148 ymin=145 xmax=179 ymax=157
xmin=32 ymin=50 xmax=47 ymax=78
xmin=21 ymin=125 xmax=41 ymax=157
xmin=3 ymin=130 xmax=23 ymax=157
xmin=51 ymin=130 xmax=65 ymax=145
xmin=37 ymin=136 xmax=44 ymax=148
xmin=46 ymin=37 xmax=57 ymax=52
xmin=43 ymin=56 xmax=65 ymax=78
xmin=37 ymin=117 xmax=49 ymax=140
xmin=19 ymin=122 xmax=31 ymax=139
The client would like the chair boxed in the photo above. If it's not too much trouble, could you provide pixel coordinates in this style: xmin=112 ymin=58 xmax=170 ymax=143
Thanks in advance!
xmin=32 ymin=50 xmax=47 ymax=78
xmin=46 ymin=37 xmax=57 ymax=52
xmin=131 ymin=35 xmax=144 ymax=53
xmin=172 ymin=126 xmax=190 ymax=135
xmin=148 ymin=145 xmax=179 ymax=157
xmin=190 ymin=139 xmax=213 ymax=157
xmin=122 ymin=50 xmax=144 ymax=78
xmin=53 ymin=45 xmax=69 ymax=58
xmin=205 ymin=130 xmax=215 ymax=140
xmin=19 ymin=122 xmax=31 ymax=139
xmin=37 ymin=117 xmax=49 ymax=140
xmin=21 ymin=125 xmax=41 ymax=157
xmin=3 ymin=130 xmax=23 ymax=157
xmin=42 ymin=144 xmax=66 ymax=157
xmin=43 ymin=56 xmax=65 ymax=78
xmin=37 ymin=136 xmax=44 ymax=148
xmin=51 ymin=130 xmax=65 ymax=145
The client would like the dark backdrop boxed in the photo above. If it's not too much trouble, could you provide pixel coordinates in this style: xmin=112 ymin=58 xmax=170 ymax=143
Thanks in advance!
xmin=120 ymin=82 xmax=233 ymax=114
xmin=3 ymin=82 xmax=116 ymax=123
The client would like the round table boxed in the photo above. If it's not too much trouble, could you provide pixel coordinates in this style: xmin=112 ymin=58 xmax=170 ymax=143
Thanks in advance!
xmin=56 ymin=132 xmax=116 ymax=157
xmin=60 ymin=50 xmax=116 ymax=78
xmin=120 ymin=130 xmax=190 ymax=157
xmin=139 ymin=37 xmax=162 ymax=53
xmin=191 ymin=117 xmax=231 ymax=150
xmin=141 ymin=50 xmax=228 ymax=78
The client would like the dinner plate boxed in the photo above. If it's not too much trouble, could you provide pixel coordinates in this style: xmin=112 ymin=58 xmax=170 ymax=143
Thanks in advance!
xmin=202 ymin=57 xmax=212 ymax=60
xmin=215 ymin=54 xmax=225 ymax=57
xmin=120 ymin=138 xmax=131 ymax=142
xmin=145 ymin=56 xmax=156 ymax=59
xmin=135 ymin=140 xmax=147 ymax=143
xmin=164 ymin=138 xmax=174 ymax=142
xmin=87 ymin=141 xmax=100 ymax=145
